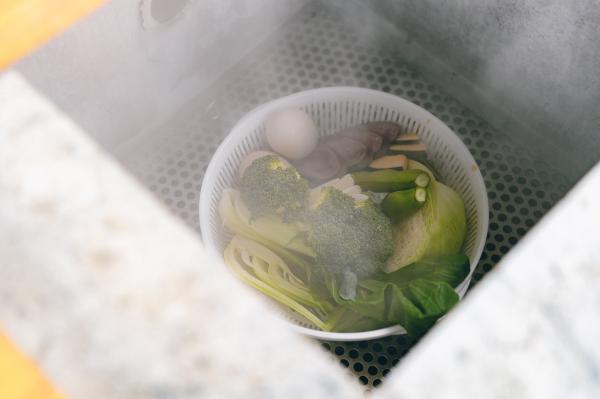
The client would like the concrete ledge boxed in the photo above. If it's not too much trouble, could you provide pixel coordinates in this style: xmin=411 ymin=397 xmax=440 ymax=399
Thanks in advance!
xmin=377 ymin=144 xmax=600 ymax=398
xmin=0 ymin=71 xmax=361 ymax=399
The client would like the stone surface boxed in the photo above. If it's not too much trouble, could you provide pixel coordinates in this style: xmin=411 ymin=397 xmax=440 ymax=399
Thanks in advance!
xmin=0 ymin=71 xmax=361 ymax=399
xmin=376 ymin=157 xmax=600 ymax=398
xmin=3 ymin=67 xmax=600 ymax=399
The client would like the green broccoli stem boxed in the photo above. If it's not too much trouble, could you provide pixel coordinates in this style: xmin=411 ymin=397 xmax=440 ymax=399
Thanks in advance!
xmin=382 ymin=187 xmax=427 ymax=223
xmin=351 ymin=169 xmax=428 ymax=192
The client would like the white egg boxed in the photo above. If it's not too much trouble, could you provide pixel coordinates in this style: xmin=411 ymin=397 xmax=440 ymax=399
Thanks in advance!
xmin=265 ymin=108 xmax=319 ymax=159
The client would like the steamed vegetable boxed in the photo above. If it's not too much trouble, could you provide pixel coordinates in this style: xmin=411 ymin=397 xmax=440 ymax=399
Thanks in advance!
xmin=224 ymin=235 xmax=330 ymax=328
xmin=382 ymin=187 xmax=427 ymax=223
xmin=385 ymin=178 xmax=466 ymax=273
xmin=324 ymin=254 xmax=470 ymax=335
xmin=239 ymin=154 xmax=310 ymax=221
xmin=307 ymin=186 xmax=394 ymax=300
xmin=385 ymin=253 xmax=470 ymax=288
xmin=219 ymin=188 xmax=315 ymax=258
xmin=352 ymin=169 xmax=430 ymax=192
xmin=218 ymin=114 xmax=472 ymax=336
xmin=323 ymin=307 xmax=385 ymax=333
xmin=239 ymin=150 xmax=287 ymax=177
xmin=266 ymin=109 xmax=319 ymax=159
xmin=390 ymin=279 xmax=459 ymax=336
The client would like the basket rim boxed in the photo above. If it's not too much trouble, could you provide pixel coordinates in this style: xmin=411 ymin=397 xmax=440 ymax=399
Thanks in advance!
xmin=200 ymin=86 xmax=489 ymax=341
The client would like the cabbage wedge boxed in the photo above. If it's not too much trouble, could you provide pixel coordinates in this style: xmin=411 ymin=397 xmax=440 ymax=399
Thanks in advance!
xmin=385 ymin=168 xmax=466 ymax=272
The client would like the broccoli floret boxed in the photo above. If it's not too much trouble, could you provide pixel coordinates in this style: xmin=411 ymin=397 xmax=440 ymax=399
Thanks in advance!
xmin=239 ymin=155 xmax=310 ymax=221
xmin=307 ymin=187 xmax=394 ymax=298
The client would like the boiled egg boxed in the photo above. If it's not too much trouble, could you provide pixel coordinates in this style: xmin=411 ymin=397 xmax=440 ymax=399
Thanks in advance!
xmin=265 ymin=108 xmax=319 ymax=159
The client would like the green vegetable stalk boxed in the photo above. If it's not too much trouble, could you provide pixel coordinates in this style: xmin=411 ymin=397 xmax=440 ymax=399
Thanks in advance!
xmin=224 ymin=235 xmax=331 ymax=329
xmin=220 ymin=149 xmax=469 ymax=336
xmin=323 ymin=307 xmax=388 ymax=333
xmin=381 ymin=187 xmax=427 ymax=223
xmin=219 ymin=189 xmax=315 ymax=258
xmin=351 ymin=169 xmax=430 ymax=192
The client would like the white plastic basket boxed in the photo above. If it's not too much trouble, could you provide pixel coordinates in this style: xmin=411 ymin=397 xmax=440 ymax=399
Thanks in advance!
xmin=200 ymin=87 xmax=488 ymax=341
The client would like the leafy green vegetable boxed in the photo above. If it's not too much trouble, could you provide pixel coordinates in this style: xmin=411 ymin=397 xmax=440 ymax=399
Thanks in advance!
xmin=219 ymin=188 xmax=315 ymax=258
xmin=239 ymin=155 xmax=310 ymax=221
xmin=220 ymin=148 xmax=469 ymax=336
xmin=394 ymin=279 xmax=460 ymax=336
xmin=385 ymin=178 xmax=467 ymax=272
xmin=224 ymin=235 xmax=331 ymax=329
xmin=324 ymin=254 xmax=469 ymax=336
xmin=307 ymin=186 xmax=394 ymax=299
xmin=352 ymin=169 xmax=428 ymax=192
xmin=384 ymin=253 xmax=470 ymax=288
xmin=324 ymin=307 xmax=390 ymax=332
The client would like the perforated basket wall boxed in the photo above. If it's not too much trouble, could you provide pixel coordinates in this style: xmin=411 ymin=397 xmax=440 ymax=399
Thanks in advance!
xmin=199 ymin=87 xmax=488 ymax=341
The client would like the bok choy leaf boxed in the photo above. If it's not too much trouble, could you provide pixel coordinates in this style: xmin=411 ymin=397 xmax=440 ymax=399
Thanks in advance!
xmin=324 ymin=254 xmax=469 ymax=336
xmin=224 ymin=235 xmax=331 ymax=329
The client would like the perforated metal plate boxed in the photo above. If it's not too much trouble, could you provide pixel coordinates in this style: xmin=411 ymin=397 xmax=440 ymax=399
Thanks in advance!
xmin=116 ymin=1 xmax=572 ymax=389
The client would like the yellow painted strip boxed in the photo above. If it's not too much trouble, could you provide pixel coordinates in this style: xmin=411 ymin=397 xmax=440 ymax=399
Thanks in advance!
xmin=0 ymin=331 xmax=64 ymax=399
xmin=0 ymin=0 xmax=106 ymax=69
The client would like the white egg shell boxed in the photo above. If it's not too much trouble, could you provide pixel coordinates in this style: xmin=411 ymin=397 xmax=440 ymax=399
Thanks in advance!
xmin=265 ymin=109 xmax=319 ymax=159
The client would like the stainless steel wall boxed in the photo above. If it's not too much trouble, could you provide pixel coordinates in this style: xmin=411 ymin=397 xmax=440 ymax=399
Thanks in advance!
xmin=362 ymin=0 xmax=600 ymax=180
xmin=15 ymin=0 xmax=308 ymax=150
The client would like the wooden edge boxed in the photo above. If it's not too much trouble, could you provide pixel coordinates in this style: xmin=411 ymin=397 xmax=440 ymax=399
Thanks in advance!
xmin=0 ymin=0 xmax=106 ymax=69
xmin=0 ymin=331 xmax=64 ymax=399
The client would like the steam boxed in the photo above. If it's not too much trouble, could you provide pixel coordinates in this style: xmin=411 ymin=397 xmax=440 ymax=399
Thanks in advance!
xmin=15 ymin=0 xmax=309 ymax=150
xmin=326 ymin=0 xmax=600 ymax=178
